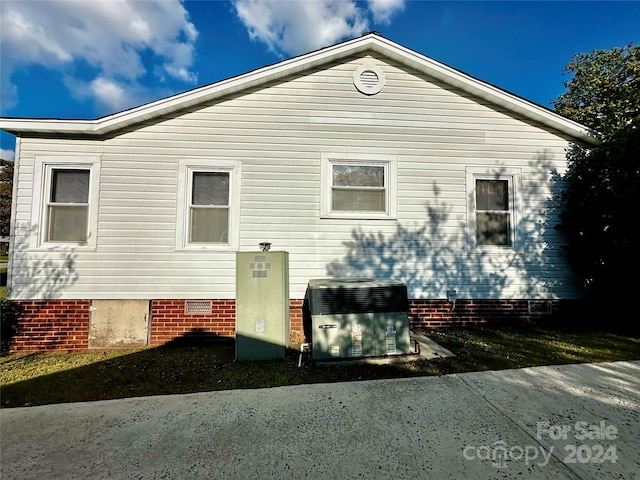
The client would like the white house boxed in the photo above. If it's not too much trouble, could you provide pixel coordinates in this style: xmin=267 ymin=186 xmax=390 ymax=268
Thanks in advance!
xmin=0 ymin=33 xmax=596 ymax=352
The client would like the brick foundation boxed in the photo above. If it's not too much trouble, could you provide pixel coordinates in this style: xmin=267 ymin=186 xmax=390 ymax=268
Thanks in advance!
xmin=289 ymin=299 xmax=305 ymax=342
xmin=8 ymin=298 xmax=568 ymax=353
xmin=149 ymin=299 xmax=236 ymax=346
xmin=9 ymin=300 xmax=91 ymax=353
xmin=408 ymin=299 xmax=562 ymax=330
xmin=148 ymin=299 xmax=305 ymax=346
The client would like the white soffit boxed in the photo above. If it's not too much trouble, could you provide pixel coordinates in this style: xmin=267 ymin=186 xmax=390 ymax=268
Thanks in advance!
xmin=0 ymin=33 xmax=597 ymax=145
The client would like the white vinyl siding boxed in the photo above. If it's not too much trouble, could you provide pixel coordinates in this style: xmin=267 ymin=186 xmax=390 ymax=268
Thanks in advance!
xmin=8 ymin=55 xmax=580 ymax=301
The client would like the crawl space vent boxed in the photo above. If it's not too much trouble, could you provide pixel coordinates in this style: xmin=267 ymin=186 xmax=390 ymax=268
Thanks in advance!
xmin=185 ymin=300 xmax=212 ymax=314
xmin=528 ymin=300 xmax=552 ymax=315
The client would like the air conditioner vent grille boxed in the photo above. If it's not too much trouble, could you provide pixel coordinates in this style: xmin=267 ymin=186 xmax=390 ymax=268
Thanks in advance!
xmin=308 ymin=285 xmax=408 ymax=315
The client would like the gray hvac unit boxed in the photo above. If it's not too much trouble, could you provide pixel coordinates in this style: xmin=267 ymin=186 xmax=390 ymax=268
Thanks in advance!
xmin=306 ymin=278 xmax=412 ymax=360
xmin=236 ymin=251 xmax=290 ymax=361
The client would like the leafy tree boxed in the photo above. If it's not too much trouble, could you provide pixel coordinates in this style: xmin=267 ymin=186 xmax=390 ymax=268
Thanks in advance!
xmin=553 ymin=44 xmax=639 ymax=140
xmin=559 ymin=120 xmax=640 ymax=299
xmin=553 ymin=44 xmax=640 ymax=318
xmin=1 ymin=159 xmax=16 ymax=349
xmin=0 ymin=158 xmax=13 ymax=238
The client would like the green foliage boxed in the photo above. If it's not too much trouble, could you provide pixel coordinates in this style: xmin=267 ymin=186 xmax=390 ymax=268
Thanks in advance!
xmin=554 ymin=44 xmax=640 ymax=315
xmin=0 ymin=159 xmax=13 ymax=238
xmin=559 ymin=120 xmax=640 ymax=302
xmin=1 ymin=298 xmax=21 ymax=353
xmin=553 ymin=44 xmax=640 ymax=140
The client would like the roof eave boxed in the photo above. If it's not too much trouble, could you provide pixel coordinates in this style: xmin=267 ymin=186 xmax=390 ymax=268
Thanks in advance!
xmin=0 ymin=35 xmax=376 ymax=137
xmin=366 ymin=37 xmax=599 ymax=145
xmin=0 ymin=33 xmax=598 ymax=145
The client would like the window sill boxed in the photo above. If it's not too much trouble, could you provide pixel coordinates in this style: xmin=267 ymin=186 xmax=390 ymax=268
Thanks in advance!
xmin=470 ymin=244 xmax=516 ymax=253
xmin=31 ymin=242 xmax=96 ymax=251
xmin=321 ymin=213 xmax=397 ymax=221
xmin=175 ymin=243 xmax=236 ymax=252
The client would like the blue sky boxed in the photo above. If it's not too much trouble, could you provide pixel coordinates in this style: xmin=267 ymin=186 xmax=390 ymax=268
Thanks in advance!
xmin=1 ymin=0 xmax=639 ymax=159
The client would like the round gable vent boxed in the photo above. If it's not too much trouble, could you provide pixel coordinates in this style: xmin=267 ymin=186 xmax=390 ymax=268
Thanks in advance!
xmin=353 ymin=62 xmax=385 ymax=95
xmin=360 ymin=70 xmax=379 ymax=87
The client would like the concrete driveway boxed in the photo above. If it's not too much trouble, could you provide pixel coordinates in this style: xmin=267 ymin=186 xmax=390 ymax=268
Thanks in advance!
xmin=2 ymin=360 xmax=639 ymax=479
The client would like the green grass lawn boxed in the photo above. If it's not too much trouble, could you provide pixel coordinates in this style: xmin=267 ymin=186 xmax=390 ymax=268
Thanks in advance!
xmin=1 ymin=325 xmax=639 ymax=408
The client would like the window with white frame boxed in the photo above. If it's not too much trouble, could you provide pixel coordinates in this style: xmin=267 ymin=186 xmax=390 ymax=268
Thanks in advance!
xmin=190 ymin=171 xmax=230 ymax=243
xmin=321 ymin=153 xmax=397 ymax=219
xmin=466 ymin=167 xmax=520 ymax=248
xmin=47 ymin=169 xmax=90 ymax=242
xmin=31 ymin=156 xmax=101 ymax=249
xmin=176 ymin=159 xmax=241 ymax=249
xmin=475 ymin=179 xmax=511 ymax=246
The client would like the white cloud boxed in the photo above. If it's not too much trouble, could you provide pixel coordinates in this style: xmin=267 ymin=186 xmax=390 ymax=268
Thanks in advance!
xmin=63 ymin=75 xmax=163 ymax=114
xmin=0 ymin=0 xmax=199 ymax=113
xmin=1 ymin=149 xmax=15 ymax=161
xmin=0 ymin=82 xmax=18 ymax=112
xmin=164 ymin=64 xmax=199 ymax=84
xmin=234 ymin=0 xmax=396 ymax=57
xmin=368 ymin=0 xmax=405 ymax=24
xmin=90 ymin=77 xmax=129 ymax=112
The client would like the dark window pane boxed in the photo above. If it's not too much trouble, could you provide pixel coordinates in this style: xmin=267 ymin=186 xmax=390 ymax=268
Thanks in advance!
xmin=333 ymin=165 xmax=384 ymax=187
xmin=190 ymin=208 xmax=229 ymax=243
xmin=476 ymin=212 xmax=510 ymax=245
xmin=51 ymin=170 xmax=89 ymax=203
xmin=193 ymin=172 xmax=229 ymax=206
xmin=48 ymin=205 xmax=88 ymax=241
xmin=476 ymin=180 xmax=508 ymax=211
xmin=332 ymin=189 xmax=385 ymax=212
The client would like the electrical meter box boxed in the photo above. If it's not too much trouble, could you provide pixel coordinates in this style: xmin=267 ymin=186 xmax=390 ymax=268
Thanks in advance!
xmin=306 ymin=278 xmax=412 ymax=360
xmin=236 ymin=251 xmax=290 ymax=361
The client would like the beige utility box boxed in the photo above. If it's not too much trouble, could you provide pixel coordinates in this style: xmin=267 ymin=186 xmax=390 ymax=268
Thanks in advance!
xmin=235 ymin=251 xmax=290 ymax=361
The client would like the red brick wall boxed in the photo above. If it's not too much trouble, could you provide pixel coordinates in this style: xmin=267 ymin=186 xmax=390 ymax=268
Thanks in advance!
xmin=149 ymin=300 xmax=236 ymax=346
xmin=8 ymin=298 xmax=565 ymax=352
xmin=289 ymin=299 xmax=305 ymax=343
xmin=10 ymin=300 xmax=91 ymax=353
xmin=408 ymin=299 xmax=561 ymax=329
xmin=291 ymin=298 xmax=562 ymax=341
xmin=149 ymin=299 xmax=306 ymax=346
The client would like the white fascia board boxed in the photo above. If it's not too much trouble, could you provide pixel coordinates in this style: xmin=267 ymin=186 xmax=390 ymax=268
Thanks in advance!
xmin=0 ymin=35 xmax=374 ymax=137
xmin=366 ymin=36 xmax=598 ymax=145
xmin=0 ymin=117 xmax=98 ymax=135
xmin=0 ymin=33 xmax=597 ymax=145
